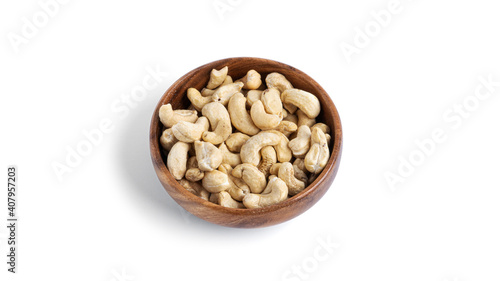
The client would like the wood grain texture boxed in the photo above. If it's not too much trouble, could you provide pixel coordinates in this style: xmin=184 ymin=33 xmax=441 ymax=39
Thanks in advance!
xmin=150 ymin=57 xmax=343 ymax=228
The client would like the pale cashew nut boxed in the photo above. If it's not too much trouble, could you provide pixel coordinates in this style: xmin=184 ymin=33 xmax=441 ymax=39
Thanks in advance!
xmin=202 ymin=102 xmax=232 ymax=145
xmin=228 ymin=92 xmax=260 ymax=135
xmin=212 ymin=82 xmax=244 ymax=106
xmin=240 ymin=131 xmax=281 ymax=166
xmin=211 ymin=191 xmax=244 ymax=208
xmin=201 ymin=88 xmax=215 ymax=97
xmin=250 ymin=100 xmax=283 ymax=130
xmin=171 ymin=117 xmax=210 ymax=143
xmin=257 ymin=146 xmax=277 ymax=178
xmin=288 ymin=125 xmax=312 ymax=158
xmin=304 ymin=127 xmax=330 ymax=174
xmin=159 ymin=103 xmax=198 ymax=128
xmin=243 ymin=176 xmax=288 ymax=209
xmin=239 ymin=69 xmax=262 ymax=90
xmin=218 ymin=164 xmax=250 ymax=201
xmin=265 ymin=72 xmax=293 ymax=93
xmin=187 ymin=88 xmax=212 ymax=111
xmin=272 ymin=121 xmax=298 ymax=137
xmin=206 ymin=66 xmax=228 ymax=89
xmin=178 ymin=179 xmax=209 ymax=200
xmin=225 ymin=133 xmax=250 ymax=153
xmin=160 ymin=128 xmax=178 ymax=151
xmin=221 ymin=75 xmax=233 ymax=86
xmin=218 ymin=143 xmax=241 ymax=167
xmin=283 ymin=113 xmax=298 ymax=125
xmin=232 ymin=164 xmax=267 ymax=194
xmin=293 ymin=158 xmax=308 ymax=174
xmin=194 ymin=141 xmax=223 ymax=172
xmin=246 ymin=90 xmax=262 ymax=107
xmin=202 ymin=170 xmax=230 ymax=193
xmin=267 ymin=130 xmax=293 ymax=163
xmin=297 ymin=109 xmax=316 ymax=127
xmin=278 ymin=162 xmax=306 ymax=196
xmin=167 ymin=142 xmax=190 ymax=180
xmin=261 ymin=88 xmax=283 ymax=115
xmin=281 ymin=89 xmax=321 ymax=119
xmin=185 ymin=156 xmax=204 ymax=182
xmin=269 ymin=163 xmax=282 ymax=176
xmin=311 ymin=123 xmax=331 ymax=134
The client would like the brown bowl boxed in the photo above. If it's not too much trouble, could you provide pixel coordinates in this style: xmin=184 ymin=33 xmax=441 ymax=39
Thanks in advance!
xmin=150 ymin=57 xmax=342 ymax=228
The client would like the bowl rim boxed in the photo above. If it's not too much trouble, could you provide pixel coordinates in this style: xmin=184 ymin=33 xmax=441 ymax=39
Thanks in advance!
xmin=150 ymin=56 xmax=342 ymax=216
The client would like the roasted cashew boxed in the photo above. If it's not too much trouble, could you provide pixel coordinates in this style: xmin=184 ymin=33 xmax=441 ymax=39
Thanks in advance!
xmin=267 ymin=130 xmax=293 ymax=163
xmin=288 ymin=125 xmax=312 ymax=158
xmin=202 ymin=102 xmax=232 ymax=145
xmin=250 ymin=100 xmax=283 ymax=130
xmin=206 ymin=66 xmax=228 ymax=89
xmin=278 ymin=162 xmax=306 ymax=196
xmin=304 ymin=127 xmax=329 ymax=174
xmin=212 ymin=82 xmax=244 ymax=106
xmin=171 ymin=117 xmax=210 ymax=143
xmin=261 ymin=88 xmax=283 ymax=115
xmin=228 ymin=92 xmax=260 ymax=135
xmin=194 ymin=141 xmax=223 ymax=172
xmin=239 ymin=69 xmax=262 ymax=90
xmin=159 ymin=103 xmax=198 ymax=128
xmin=246 ymin=90 xmax=262 ymax=107
xmin=178 ymin=179 xmax=209 ymax=200
xmin=167 ymin=141 xmax=190 ymax=180
xmin=272 ymin=121 xmax=298 ymax=137
xmin=202 ymin=170 xmax=231 ymax=193
xmin=187 ymin=88 xmax=212 ymax=111
xmin=257 ymin=146 xmax=277 ymax=178
xmin=281 ymin=89 xmax=321 ymax=119
xmin=240 ymin=131 xmax=281 ymax=166
xmin=232 ymin=164 xmax=267 ymax=194
xmin=185 ymin=156 xmax=204 ymax=182
xmin=297 ymin=109 xmax=316 ymax=127
xmin=225 ymin=133 xmax=250 ymax=153
xmin=160 ymin=128 xmax=178 ymax=151
xmin=218 ymin=164 xmax=250 ymax=201
xmin=243 ymin=176 xmax=288 ymax=209
xmin=218 ymin=143 xmax=241 ymax=167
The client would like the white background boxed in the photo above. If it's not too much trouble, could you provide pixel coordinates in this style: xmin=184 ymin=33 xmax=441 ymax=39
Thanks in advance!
xmin=1 ymin=0 xmax=500 ymax=280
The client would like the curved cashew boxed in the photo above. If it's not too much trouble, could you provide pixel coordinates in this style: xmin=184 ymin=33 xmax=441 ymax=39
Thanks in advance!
xmin=257 ymin=146 xmax=277 ymax=178
xmin=240 ymin=131 xmax=281 ymax=166
xmin=261 ymin=88 xmax=283 ymax=115
xmin=265 ymin=72 xmax=293 ymax=93
xmin=288 ymin=125 xmax=312 ymax=158
xmin=250 ymin=100 xmax=283 ymax=130
xmin=232 ymin=164 xmax=267 ymax=194
xmin=212 ymin=82 xmax=244 ymax=106
xmin=228 ymin=92 xmax=260 ymax=135
xmin=243 ymin=176 xmax=288 ymax=209
xmin=221 ymin=75 xmax=233 ymax=86
xmin=269 ymin=163 xmax=282 ymax=176
xmin=246 ymin=90 xmax=262 ymax=108
xmin=206 ymin=66 xmax=228 ymax=89
xmin=283 ymin=113 xmax=298 ymax=125
xmin=167 ymin=141 xmax=190 ymax=180
xmin=202 ymin=102 xmax=232 ymax=145
xmin=178 ymin=179 xmax=209 ymax=200
xmin=304 ymin=127 xmax=330 ymax=174
xmin=293 ymin=158 xmax=308 ymax=174
xmin=297 ymin=109 xmax=316 ymax=127
xmin=273 ymin=121 xmax=298 ymax=137
xmin=187 ymin=88 xmax=212 ymax=111
xmin=202 ymin=170 xmax=230 ymax=193
xmin=237 ymin=69 xmax=262 ymax=90
xmin=225 ymin=133 xmax=250 ymax=153
xmin=201 ymin=88 xmax=215 ymax=97
xmin=281 ymin=89 xmax=321 ymax=119
xmin=211 ymin=191 xmax=244 ymax=208
xmin=218 ymin=164 xmax=249 ymax=201
xmin=218 ymin=143 xmax=241 ymax=167
xmin=171 ymin=117 xmax=210 ymax=143
xmin=194 ymin=141 xmax=223 ymax=172
xmin=160 ymin=128 xmax=178 ymax=151
xmin=159 ymin=104 xmax=198 ymax=128
xmin=311 ymin=123 xmax=331 ymax=134
xmin=278 ymin=162 xmax=306 ymax=196
xmin=267 ymin=130 xmax=293 ymax=163
xmin=185 ymin=156 xmax=204 ymax=182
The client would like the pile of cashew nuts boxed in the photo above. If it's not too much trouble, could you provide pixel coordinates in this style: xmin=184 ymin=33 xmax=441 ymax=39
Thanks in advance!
xmin=159 ymin=66 xmax=331 ymax=209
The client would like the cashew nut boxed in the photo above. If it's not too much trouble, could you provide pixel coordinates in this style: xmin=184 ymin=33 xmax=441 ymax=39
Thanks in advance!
xmin=250 ymin=100 xmax=283 ymax=130
xmin=297 ymin=109 xmax=316 ymax=127
xmin=171 ymin=117 xmax=210 ymax=143
xmin=265 ymin=72 xmax=293 ymax=93
xmin=304 ymin=127 xmax=329 ymax=174
xmin=160 ymin=128 xmax=178 ymax=151
xmin=185 ymin=156 xmax=204 ymax=182
xmin=211 ymin=191 xmax=244 ymax=208
xmin=225 ymin=133 xmax=250 ymax=153
xmin=311 ymin=123 xmax=331 ymax=134
xmin=167 ymin=141 xmax=190 ymax=180
xmin=261 ymin=88 xmax=283 ymax=115
xmin=272 ymin=121 xmax=298 ymax=137
xmin=257 ymin=146 xmax=277 ymax=178
xmin=243 ymin=176 xmax=288 ymax=209
xmin=240 ymin=131 xmax=281 ymax=166
xmin=202 ymin=170 xmax=230 ymax=193
xmin=221 ymin=75 xmax=233 ymax=86
xmin=218 ymin=143 xmax=241 ymax=167
xmin=239 ymin=69 xmax=262 ymax=90
xmin=202 ymin=102 xmax=232 ymax=145
xmin=232 ymin=164 xmax=267 ymax=194
xmin=228 ymin=92 xmax=260 ymax=135
xmin=187 ymin=88 xmax=212 ymax=111
xmin=218 ymin=164 xmax=250 ymax=201
xmin=201 ymin=88 xmax=215 ymax=97
xmin=194 ymin=140 xmax=223 ymax=172
xmin=206 ymin=66 xmax=228 ymax=89
xmin=246 ymin=90 xmax=262 ymax=107
xmin=266 ymin=130 xmax=293 ymax=163
xmin=269 ymin=163 xmax=282 ymax=176
xmin=281 ymin=89 xmax=321 ymax=119
xmin=283 ymin=112 xmax=298 ymax=125
xmin=212 ymin=82 xmax=244 ymax=106
xmin=288 ymin=125 xmax=312 ymax=158
xmin=159 ymin=104 xmax=198 ymax=128
xmin=178 ymin=179 xmax=209 ymax=200
xmin=278 ymin=162 xmax=306 ymax=196
xmin=293 ymin=158 xmax=308 ymax=174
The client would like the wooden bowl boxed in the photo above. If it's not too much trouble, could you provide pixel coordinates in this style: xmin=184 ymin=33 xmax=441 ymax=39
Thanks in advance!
xmin=150 ymin=57 xmax=342 ymax=228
